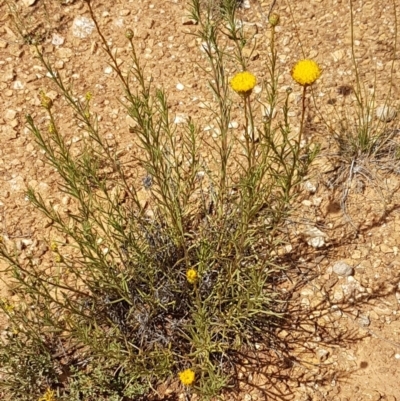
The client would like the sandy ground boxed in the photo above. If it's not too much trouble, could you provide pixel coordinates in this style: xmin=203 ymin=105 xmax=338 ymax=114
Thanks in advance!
xmin=1 ymin=0 xmax=400 ymax=400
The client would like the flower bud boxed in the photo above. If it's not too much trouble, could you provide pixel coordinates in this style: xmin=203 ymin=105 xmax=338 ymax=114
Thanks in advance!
xmin=269 ymin=13 xmax=280 ymax=27
xmin=40 ymin=91 xmax=53 ymax=110
xmin=125 ymin=29 xmax=134 ymax=40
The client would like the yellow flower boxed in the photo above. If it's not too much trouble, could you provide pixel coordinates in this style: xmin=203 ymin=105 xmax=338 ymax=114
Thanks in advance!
xmin=0 ymin=298 xmax=14 ymax=313
xmin=179 ymin=368 xmax=195 ymax=386
xmin=50 ymin=242 xmax=58 ymax=252
xmin=186 ymin=269 xmax=198 ymax=284
xmin=230 ymin=71 xmax=257 ymax=96
xmin=38 ymin=388 xmax=56 ymax=401
xmin=54 ymin=254 xmax=63 ymax=263
xmin=291 ymin=59 xmax=322 ymax=86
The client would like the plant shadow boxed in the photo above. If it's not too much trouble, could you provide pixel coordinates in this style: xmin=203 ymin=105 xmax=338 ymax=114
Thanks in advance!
xmin=224 ymin=230 xmax=400 ymax=401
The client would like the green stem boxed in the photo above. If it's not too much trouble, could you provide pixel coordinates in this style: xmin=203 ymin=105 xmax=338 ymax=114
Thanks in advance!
xmin=243 ymin=95 xmax=252 ymax=170
xmin=299 ymin=85 xmax=307 ymax=145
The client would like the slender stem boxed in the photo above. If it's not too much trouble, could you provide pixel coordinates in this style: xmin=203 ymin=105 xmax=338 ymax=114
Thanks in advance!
xmin=270 ymin=26 xmax=275 ymax=60
xmin=243 ymin=94 xmax=252 ymax=170
xmin=247 ymin=95 xmax=256 ymax=165
xmin=298 ymin=85 xmax=307 ymax=145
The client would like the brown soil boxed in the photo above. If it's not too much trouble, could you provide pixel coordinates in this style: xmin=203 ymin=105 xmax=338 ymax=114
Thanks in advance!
xmin=1 ymin=0 xmax=400 ymax=400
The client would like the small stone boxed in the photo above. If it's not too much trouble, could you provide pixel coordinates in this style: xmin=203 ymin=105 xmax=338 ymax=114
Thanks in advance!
xmin=308 ymin=236 xmax=325 ymax=248
xmin=332 ymin=261 xmax=353 ymax=277
xmin=313 ymin=197 xmax=322 ymax=206
xmin=300 ymin=298 xmax=310 ymax=306
xmin=15 ymin=239 xmax=26 ymax=251
xmin=228 ymin=121 xmax=239 ymax=129
xmin=21 ymin=239 xmax=33 ymax=248
xmin=357 ymin=314 xmax=370 ymax=327
xmin=242 ymin=48 xmax=260 ymax=61
xmin=361 ymin=390 xmax=381 ymax=401
xmin=244 ymin=394 xmax=252 ymax=401
xmin=182 ymin=16 xmax=197 ymax=25
xmin=373 ymin=303 xmax=392 ymax=316
xmin=253 ymin=85 xmax=262 ymax=94
xmin=331 ymin=49 xmax=345 ymax=62
xmin=135 ymin=28 xmax=150 ymax=40
xmin=300 ymin=288 xmax=314 ymax=299
xmin=72 ymin=16 xmax=95 ymax=38
xmin=51 ymin=33 xmax=65 ymax=46
xmin=13 ymin=81 xmax=24 ymax=90
xmin=36 ymin=243 xmax=49 ymax=258
xmin=2 ymin=126 xmax=18 ymax=140
xmin=9 ymin=119 xmax=18 ymax=128
xmin=56 ymin=47 xmax=73 ymax=59
xmin=198 ymin=101 xmax=212 ymax=109
xmin=302 ymin=200 xmax=312 ymax=207
xmin=380 ymin=243 xmax=393 ymax=253
xmin=333 ymin=287 xmax=344 ymax=301
xmin=54 ymin=60 xmax=64 ymax=69
xmin=104 ymin=66 xmax=113 ymax=74
xmin=174 ymin=114 xmax=187 ymax=124
xmin=22 ymin=0 xmax=37 ymax=5
xmin=242 ymin=0 xmax=251 ymax=9
xmin=302 ymin=226 xmax=327 ymax=248
xmin=304 ymin=180 xmax=317 ymax=193
xmin=196 ymin=171 xmax=205 ymax=180
xmin=200 ymin=41 xmax=216 ymax=53
xmin=114 ymin=18 xmax=124 ymax=28
xmin=316 ymin=348 xmax=329 ymax=362
xmin=376 ymin=105 xmax=397 ymax=122
xmin=0 ymin=69 xmax=15 ymax=82
xmin=119 ymin=9 xmax=131 ymax=16
xmin=4 ymin=109 xmax=17 ymax=120
xmin=176 ymin=83 xmax=184 ymax=91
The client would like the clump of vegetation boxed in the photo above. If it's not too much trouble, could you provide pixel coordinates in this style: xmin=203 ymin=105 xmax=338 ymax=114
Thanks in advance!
xmin=316 ymin=0 xmax=399 ymax=226
xmin=0 ymin=0 xmax=320 ymax=400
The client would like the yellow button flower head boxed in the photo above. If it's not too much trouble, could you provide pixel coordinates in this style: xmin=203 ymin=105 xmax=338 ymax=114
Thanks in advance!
xmin=186 ymin=269 xmax=198 ymax=284
xmin=38 ymin=388 xmax=56 ymax=401
xmin=230 ymin=71 xmax=257 ymax=96
xmin=291 ymin=59 xmax=321 ymax=87
xmin=179 ymin=368 xmax=195 ymax=386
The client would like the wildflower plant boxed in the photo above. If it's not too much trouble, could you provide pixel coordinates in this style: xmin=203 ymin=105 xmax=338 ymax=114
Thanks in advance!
xmin=0 ymin=0 xmax=318 ymax=400
xmin=291 ymin=59 xmax=322 ymax=144
xmin=312 ymin=0 xmax=399 ymax=226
